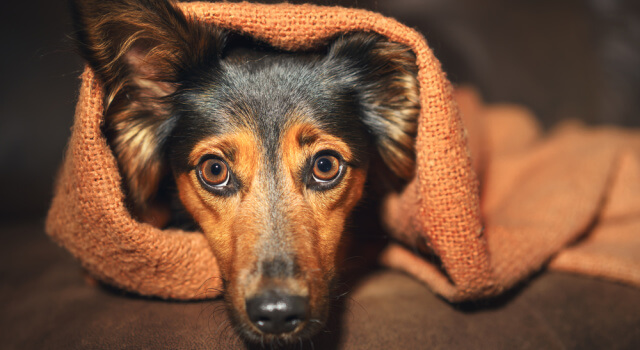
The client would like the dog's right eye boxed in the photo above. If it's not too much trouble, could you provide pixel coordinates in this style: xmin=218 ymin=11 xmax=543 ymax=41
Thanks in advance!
xmin=198 ymin=158 xmax=230 ymax=188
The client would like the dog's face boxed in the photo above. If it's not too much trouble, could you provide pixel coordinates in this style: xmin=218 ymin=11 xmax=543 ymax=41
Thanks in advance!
xmin=168 ymin=53 xmax=374 ymax=339
xmin=72 ymin=0 xmax=418 ymax=343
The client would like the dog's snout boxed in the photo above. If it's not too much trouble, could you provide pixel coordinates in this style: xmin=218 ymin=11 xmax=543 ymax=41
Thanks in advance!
xmin=246 ymin=291 xmax=308 ymax=334
xmin=262 ymin=258 xmax=295 ymax=278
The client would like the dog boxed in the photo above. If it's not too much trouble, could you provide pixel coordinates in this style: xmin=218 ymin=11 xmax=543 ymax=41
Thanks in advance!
xmin=71 ymin=0 xmax=419 ymax=343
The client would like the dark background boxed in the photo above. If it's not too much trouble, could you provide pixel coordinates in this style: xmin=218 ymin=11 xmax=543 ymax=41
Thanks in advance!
xmin=1 ymin=0 xmax=639 ymax=223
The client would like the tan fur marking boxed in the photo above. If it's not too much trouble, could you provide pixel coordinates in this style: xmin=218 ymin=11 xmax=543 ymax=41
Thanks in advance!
xmin=279 ymin=122 xmax=367 ymax=320
xmin=177 ymin=130 xmax=260 ymax=268
xmin=176 ymin=122 xmax=368 ymax=334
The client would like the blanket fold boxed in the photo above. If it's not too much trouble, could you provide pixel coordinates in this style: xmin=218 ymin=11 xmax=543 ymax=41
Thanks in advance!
xmin=381 ymin=87 xmax=640 ymax=301
xmin=46 ymin=1 xmax=640 ymax=301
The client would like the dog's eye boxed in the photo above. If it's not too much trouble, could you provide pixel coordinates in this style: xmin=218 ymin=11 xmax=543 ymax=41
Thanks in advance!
xmin=198 ymin=158 xmax=229 ymax=187
xmin=312 ymin=154 xmax=341 ymax=182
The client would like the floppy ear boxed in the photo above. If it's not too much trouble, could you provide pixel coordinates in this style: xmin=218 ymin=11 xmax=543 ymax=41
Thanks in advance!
xmin=71 ymin=0 xmax=226 ymax=212
xmin=327 ymin=33 xmax=420 ymax=180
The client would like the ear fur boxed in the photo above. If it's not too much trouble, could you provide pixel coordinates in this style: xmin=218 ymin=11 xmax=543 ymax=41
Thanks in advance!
xmin=327 ymin=33 xmax=420 ymax=181
xmin=71 ymin=0 xmax=226 ymax=213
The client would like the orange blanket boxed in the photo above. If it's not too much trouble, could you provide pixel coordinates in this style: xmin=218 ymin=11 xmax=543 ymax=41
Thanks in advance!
xmin=46 ymin=1 xmax=640 ymax=301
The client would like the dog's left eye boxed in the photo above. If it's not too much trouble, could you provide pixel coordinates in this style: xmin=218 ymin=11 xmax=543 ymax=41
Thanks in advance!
xmin=312 ymin=155 xmax=340 ymax=182
xmin=307 ymin=152 xmax=345 ymax=190
xmin=197 ymin=157 xmax=230 ymax=187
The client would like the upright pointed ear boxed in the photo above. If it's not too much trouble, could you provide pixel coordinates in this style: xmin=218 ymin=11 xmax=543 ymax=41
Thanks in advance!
xmin=70 ymin=0 xmax=226 ymax=213
xmin=326 ymin=33 xmax=420 ymax=181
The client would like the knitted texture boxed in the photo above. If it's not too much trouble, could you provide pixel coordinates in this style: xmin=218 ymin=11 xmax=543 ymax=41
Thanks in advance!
xmin=46 ymin=1 xmax=640 ymax=301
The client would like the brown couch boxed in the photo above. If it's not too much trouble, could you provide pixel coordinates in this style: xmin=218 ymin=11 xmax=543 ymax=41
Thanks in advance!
xmin=2 ymin=222 xmax=640 ymax=349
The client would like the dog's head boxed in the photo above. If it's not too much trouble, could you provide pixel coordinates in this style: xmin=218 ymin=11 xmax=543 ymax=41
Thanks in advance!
xmin=72 ymin=0 xmax=419 ymax=342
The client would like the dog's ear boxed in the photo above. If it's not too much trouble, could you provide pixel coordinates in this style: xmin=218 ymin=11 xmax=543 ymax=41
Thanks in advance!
xmin=327 ymin=33 xmax=420 ymax=181
xmin=71 ymin=0 xmax=226 ymax=212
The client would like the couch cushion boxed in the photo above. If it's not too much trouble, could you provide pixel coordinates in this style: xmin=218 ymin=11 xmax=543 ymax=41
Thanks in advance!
xmin=1 ymin=222 xmax=639 ymax=349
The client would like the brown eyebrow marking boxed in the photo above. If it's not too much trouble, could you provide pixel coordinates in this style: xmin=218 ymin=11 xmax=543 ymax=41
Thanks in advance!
xmin=223 ymin=148 xmax=236 ymax=163
xmin=298 ymin=133 xmax=318 ymax=147
xmin=188 ymin=130 xmax=257 ymax=167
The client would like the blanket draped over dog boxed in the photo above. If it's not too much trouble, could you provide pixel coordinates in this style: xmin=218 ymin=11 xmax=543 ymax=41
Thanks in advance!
xmin=46 ymin=1 xmax=640 ymax=301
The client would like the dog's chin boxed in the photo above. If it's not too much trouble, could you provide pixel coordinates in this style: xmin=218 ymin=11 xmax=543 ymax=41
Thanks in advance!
xmin=239 ymin=321 xmax=325 ymax=346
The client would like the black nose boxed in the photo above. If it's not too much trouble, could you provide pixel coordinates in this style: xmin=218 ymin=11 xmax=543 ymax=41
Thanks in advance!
xmin=245 ymin=292 xmax=308 ymax=334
